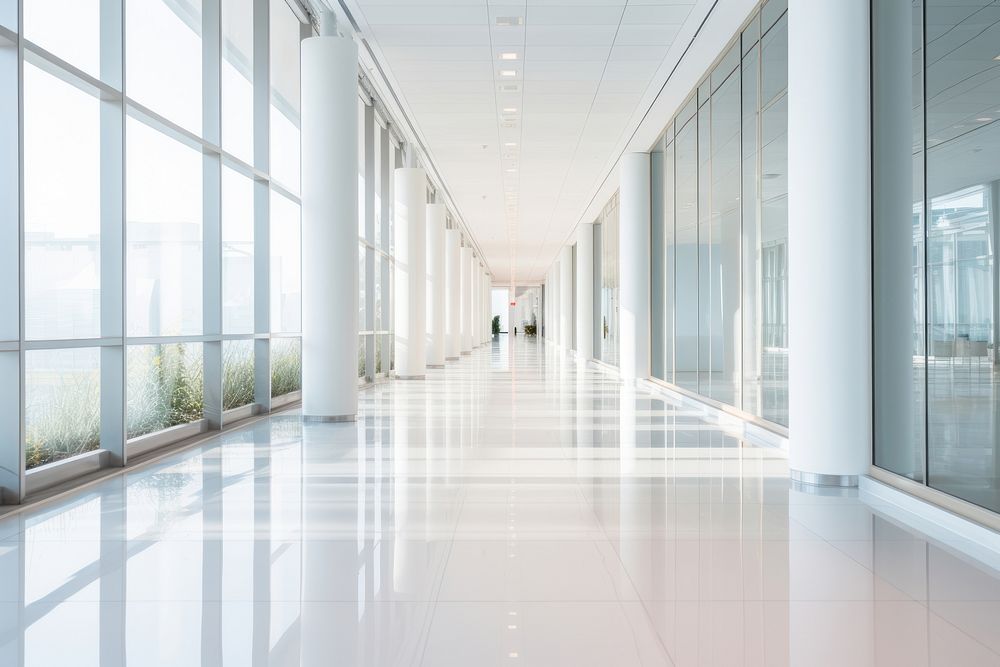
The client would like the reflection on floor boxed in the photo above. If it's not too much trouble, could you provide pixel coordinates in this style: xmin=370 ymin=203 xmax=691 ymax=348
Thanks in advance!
xmin=2 ymin=335 xmax=1000 ymax=665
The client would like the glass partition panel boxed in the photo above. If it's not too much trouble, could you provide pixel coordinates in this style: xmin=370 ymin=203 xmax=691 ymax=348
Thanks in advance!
xmin=126 ymin=117 xmax=203 ymax=337
xmin=270 ymin=337 xmax=301 ymax=397
xmin=126 ymin=0 xmax=202 ymax=133
xmin=25 ymin=347 xmax=100 ymax=469
xmin=674 ymin=116 xmax=699 ymax=393
xmin=222 ymin=0 xmax=254 ymax=164
xmin=23 ymin=63 xmax=102 ymax=340
xmin=127 ymin=343 xmax=204 ymax=439
xmin=222 ymin=166 xmax=254 ymax=334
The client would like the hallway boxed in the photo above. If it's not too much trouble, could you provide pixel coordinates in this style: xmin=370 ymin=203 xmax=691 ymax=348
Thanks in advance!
xmin=2 ymin=336 xmax=1000 ymax=666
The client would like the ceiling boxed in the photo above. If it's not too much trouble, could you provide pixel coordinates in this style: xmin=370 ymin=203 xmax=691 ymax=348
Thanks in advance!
xmin=335 ymin=0 xmax=712 ymax=284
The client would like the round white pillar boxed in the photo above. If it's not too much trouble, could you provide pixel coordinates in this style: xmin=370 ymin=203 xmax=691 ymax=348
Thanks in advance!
xmin=445 ymin=228 xmax=462 ymax=360
xmin=575 ymin=222 xmax=594 ymax=362
xmin=394 ymin=167 xmax=427 ymax=379
xmin=559 ymin=245 xmax=573 ymax=350
xmin=460 ymin=246 xmax=473 ymax=354
xmin=425 ymin=203 xmax=446 ymax=368
xmin=620 ymin=152 xmax=651 ymax=381
xmin=300 ymin=27 xmax=358 ymax=420
xmin=788 ymin=0 xmax=871 ymax=484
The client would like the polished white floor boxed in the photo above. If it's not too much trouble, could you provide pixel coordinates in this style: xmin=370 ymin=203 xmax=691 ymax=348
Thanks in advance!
xmin=2 ymin=336 xmax=1000 ymax=666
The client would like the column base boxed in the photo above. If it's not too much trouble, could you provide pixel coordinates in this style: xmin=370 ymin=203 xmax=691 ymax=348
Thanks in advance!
xmin=427 ymin=364 xmax=445 ymax=369
xmin=790 ymin=469 xmax=858 ymax=488
xmin=302 ymin=414 xmax=356 ymax=423
xmin=396 ymin=374 xmax=426 ymax=380
xmin=460 ymin=351 xmax=471 ymax=356
xmin=445 ymin=356 xmax=459 ymax=361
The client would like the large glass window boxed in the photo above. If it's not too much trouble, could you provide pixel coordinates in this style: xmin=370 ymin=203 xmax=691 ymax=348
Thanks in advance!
xmin=127 ymin=343 xmax=204 ymax=439
xmin=874 ymin=0 xmax=1000 ymax=514
xmin=270 ymin=190 xmax=301 ymax=334
xmin=126 ymin=0 xmax=202 ymax=133
xmin=648 ymin=2 xmax=788 ymax=425
xmin=222 ymin=167 xmax=254 ymax=333
xmin=2 ymin=0 xmax=406 ymax=501
xmin=269 ymin=0 xmax=300 ymax=192
xmin=25 ymin=348 xmax=101 ymax=469
xmin=597 ymin=194 xmax=620 ymax=366
xmin=24 ymin=0 xmax=102 ymax=80
xmin=222 ymin=0 xmax=253 ymax=164
xmin=23 ymin=63 xmax=102 ymax=340
xmin=126 ymin=117 xmax=203 ymax=337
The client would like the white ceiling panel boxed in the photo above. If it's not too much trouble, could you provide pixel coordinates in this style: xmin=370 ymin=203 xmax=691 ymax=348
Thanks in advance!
xmin=342 ymin=0 xmax=715 ymax=283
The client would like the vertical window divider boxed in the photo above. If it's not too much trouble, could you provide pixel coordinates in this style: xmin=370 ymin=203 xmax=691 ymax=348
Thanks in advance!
xmin=252 ymin=0 xmax=271 ymax=411
xmin=99 ymin=0 xmax=125 ymax=467
xmin=203 ymin=0 xmax=223 ymax=431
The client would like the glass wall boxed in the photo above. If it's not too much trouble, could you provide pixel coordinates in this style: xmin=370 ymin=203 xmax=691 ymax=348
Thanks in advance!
xmin=650 ymin=0 xmax=788 ymax=426
xmin=596 ymin=192 xmax=620 ymax=366
xmin=0 ymin=0 xmax=402 ymax=501
xmin=873 ymin=0 xmax=1000 ymax=515
xmin=357 ymin=98 xmax=397 ymax=383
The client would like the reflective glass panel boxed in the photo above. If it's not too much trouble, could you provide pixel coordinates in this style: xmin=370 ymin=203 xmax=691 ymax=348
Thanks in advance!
xmin=126 ymin=118 xmax=203 ymax=337
xmin=270 ymin=190 xmax=301 ymax=333
xmin=126 ymin=0 xmax=202 ymax=133
xmin=23 ymin=63 xmax=101 ymax=340
xmin=127 ymin=343 xmax=204 ymax=439
xmin=223 ymin=0 xmax=254 ymax=164
xmin=222 ymin=167 xmax=254 ymax=334
xmin=25 ymin=347 xmax=100 ymax=469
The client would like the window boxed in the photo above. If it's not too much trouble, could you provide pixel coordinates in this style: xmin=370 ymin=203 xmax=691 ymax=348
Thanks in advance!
xmin=24 ymin=0 xmax=102 ymax=80
xmin=269 ymin=0 xmax=300 ymax=192
xmin=222 ymin=167 xmax=254 ymax=333
xmin=222 ymin=0 xmax=253 ymax=163
xmin=25 ymin=348 xmax=100 ymax=468
xmin=126 ymin=117 xmax=203 ymax=337
xmin=23 ymin=63 xmax=102 ymax=340
xmin=126 ymin=0 xmax=202 ymax=133
xmin=648 ymin=4 xmax=788 ymax=424
xmin=127 ymin=343 xmax=204 ymax=439
xmin=874 ymin=0 xmax=1000 ymax=514
xmin=270 ymin=190 xmax=300 ymax=333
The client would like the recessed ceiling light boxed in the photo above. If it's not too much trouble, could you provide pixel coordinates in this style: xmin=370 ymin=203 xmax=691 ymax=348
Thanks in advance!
xmin=499 ymin=69 xmax=517 ymax=77
xmin=496 ymin=16 xmax=523 ymax=27
xmin=504 ymin=142 xmax=518 ymax=147
xmin=506 ymin=168 xmax=517 ymax=173
xmin=503 ymin=107 xmax=518 ymax=114
xmin=976 ymin=117 xmax=992 ymax=122
xmin=994 ymin=54 xmax=1000 ymax=60
xmin=499 ymin=52 xmax=519 ymax=60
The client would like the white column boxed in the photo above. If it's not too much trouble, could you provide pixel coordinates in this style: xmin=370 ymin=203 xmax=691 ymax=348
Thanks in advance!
xmin=426 ymin=203 xmax=446 ymax=368
xmin=619 ymin=152 xmax=651 ymax=381
xmin=559 ymin=245 xmax=573 ymax=350
xmin=461 ymin=246 xmax=473 ymax=354
xmin=788 ymin=0 xmax=871 ymax=484
xmin=300 ymin=22 xmax=358 ymax=420
xmin=576 ymin=222 xmax=594 ymax=362
xmin=394 ymin=167 xmax=427 ymax=379
xmin=445 ymin=228 xmax=461 ymax=360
